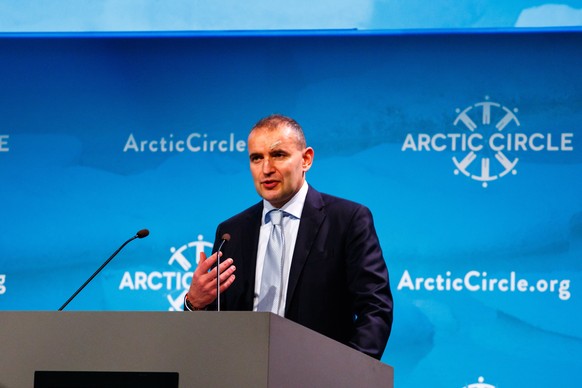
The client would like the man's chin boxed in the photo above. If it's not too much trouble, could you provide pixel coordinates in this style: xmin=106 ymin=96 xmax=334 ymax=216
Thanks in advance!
xmin=263 ymin=194 xmax=285 ymax=208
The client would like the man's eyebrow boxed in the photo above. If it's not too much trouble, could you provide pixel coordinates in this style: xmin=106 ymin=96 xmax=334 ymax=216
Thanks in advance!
xmin=269 ymin=148 xmax=289 ymax=155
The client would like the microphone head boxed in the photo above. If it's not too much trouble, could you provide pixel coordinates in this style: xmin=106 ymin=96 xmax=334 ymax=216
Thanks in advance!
xmin=221 ymin=233 xmax=231 ymax=242
xmin=136 ymin=229 xmax=150 ymax=239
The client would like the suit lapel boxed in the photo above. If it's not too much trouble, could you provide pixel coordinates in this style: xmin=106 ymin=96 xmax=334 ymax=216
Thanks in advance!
xmin=285 ymin=187 xmax=326 ymax=313
xmin=240 ymin=202 xmax=263 ymax=309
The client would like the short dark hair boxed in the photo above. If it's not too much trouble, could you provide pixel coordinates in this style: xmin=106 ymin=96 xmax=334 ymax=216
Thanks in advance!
xmin=250 ymin=114 xmax=307 ymax=149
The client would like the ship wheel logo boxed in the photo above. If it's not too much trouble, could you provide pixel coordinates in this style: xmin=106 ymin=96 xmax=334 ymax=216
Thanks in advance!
xmin=168 ymin=234 xmax=213 ymax=271
xmin=166 ymin=234 xmax=213 ymax=311
xmin=453 ymin=97 xmax=519 ymax=188
xmin=463 ymin=376 xmax=496 ymax=388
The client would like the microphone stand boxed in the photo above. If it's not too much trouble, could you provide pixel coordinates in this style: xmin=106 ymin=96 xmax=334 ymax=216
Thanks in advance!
xmin=215 ymin=234 xmax=230 ymax=312
xmin=58 ymin=230 xmax=149 ymax=311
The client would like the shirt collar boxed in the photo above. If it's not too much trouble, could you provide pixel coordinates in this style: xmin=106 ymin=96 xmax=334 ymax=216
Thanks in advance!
xmin=262 ymin=180 xmax=309 ymax=223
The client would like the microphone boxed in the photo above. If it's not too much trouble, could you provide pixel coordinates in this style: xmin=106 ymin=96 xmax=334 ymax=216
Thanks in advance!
xmin=216 ymin=233 xmax=231 ymax=312
xmin=58 ymin=229 xmax=150 ymax=311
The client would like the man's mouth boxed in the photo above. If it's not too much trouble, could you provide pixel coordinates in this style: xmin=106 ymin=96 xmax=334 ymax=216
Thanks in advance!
xmin=262 ymin=180 xmax=279 ymax=189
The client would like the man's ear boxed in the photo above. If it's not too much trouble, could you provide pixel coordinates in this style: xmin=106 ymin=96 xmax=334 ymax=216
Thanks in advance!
xmin=302 ymin=147 xmax=314 ymax=171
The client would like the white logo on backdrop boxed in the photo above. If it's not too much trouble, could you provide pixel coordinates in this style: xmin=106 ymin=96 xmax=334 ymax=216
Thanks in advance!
xmin=452 ymin=98 xmax=520 ymax=187
xmin=0 ymin=274 xmax=6 ymax=295
xmin=463 ymin=376 xmax=496 ymax=388
xmin=0 ymin=134 xmax=9 ymax=152
xmin=401 ymin=96 xmax=574 ymax=188
xmin=119 ymin=234 xmax=213 ymax=310
xmin=169 ymin=234 xmax=213 ymax=271
xmin=397 ymin=269 xmax=572 ymax=301
xmin=123 ymin=132 xmax=246 ymax=153
xmin=165 ymin=235 xmax=213 ymax=310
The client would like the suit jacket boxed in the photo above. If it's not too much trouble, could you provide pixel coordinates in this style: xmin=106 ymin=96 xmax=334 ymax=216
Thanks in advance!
xmin=209 ymin=186 xmax=393 ymax=360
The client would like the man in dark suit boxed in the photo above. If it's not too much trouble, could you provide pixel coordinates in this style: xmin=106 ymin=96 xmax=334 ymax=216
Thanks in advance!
xmin=185 ymin=114 xmax=393 ymax=360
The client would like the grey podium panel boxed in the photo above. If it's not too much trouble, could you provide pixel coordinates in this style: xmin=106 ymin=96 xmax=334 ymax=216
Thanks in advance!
xmin=0 ymin=312 xmax=393 ymax=388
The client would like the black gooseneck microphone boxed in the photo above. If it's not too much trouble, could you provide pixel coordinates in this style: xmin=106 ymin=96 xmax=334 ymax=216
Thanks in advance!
xmin=58 ymin=229 xmax=150 ymax=311
xmin=216 ymin=233 xmax=231 ymax=312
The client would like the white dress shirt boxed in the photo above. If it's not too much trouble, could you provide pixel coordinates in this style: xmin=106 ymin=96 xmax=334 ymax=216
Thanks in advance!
xmin=253 ymin=181 xmax=309 ymax=316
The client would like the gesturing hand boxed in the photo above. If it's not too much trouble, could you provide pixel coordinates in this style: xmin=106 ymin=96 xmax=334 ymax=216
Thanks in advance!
xmin=186 ymin=251 xmax=236 ymax=309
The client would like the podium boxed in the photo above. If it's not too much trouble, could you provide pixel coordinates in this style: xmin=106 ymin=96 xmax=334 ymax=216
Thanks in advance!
xmin=0 ymin=312 xmax=393 ymax=387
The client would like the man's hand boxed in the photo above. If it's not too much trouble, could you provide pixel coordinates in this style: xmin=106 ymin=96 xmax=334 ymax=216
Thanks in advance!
xmin=186 ymin=251 xmax=236 ymax=309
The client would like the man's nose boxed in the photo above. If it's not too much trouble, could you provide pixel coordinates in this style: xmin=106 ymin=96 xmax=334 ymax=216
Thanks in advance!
xmin=262 ymin=158 xmax=275 ymax=173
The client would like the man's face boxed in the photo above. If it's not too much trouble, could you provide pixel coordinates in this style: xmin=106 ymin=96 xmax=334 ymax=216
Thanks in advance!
xmin=248 ymin=125 xmax=313 ymax=208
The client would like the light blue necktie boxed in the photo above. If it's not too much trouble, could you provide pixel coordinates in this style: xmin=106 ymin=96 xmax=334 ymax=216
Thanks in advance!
xmin=257 ymin=209 xmax=285 ymax=313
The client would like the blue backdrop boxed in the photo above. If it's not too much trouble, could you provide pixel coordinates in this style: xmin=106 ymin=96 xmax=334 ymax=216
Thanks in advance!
xmin=0 ymin=30 xmax=580 ymax=387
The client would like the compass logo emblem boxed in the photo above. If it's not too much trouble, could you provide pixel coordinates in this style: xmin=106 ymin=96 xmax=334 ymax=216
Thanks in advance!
xmin=452 ymin=97 xmax=519 ymax=188
xmin=463 ymin=376 xmax=496 ymax=388
xmin=166 ymin=234 xmax=213 ymax=310
xmin=169 ymin=234 xmax=213 ymax=271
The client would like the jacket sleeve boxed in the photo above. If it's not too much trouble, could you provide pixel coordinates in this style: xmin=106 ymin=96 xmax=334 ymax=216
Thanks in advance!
xmin=344 ymin=204 xmax=393 ymax=359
